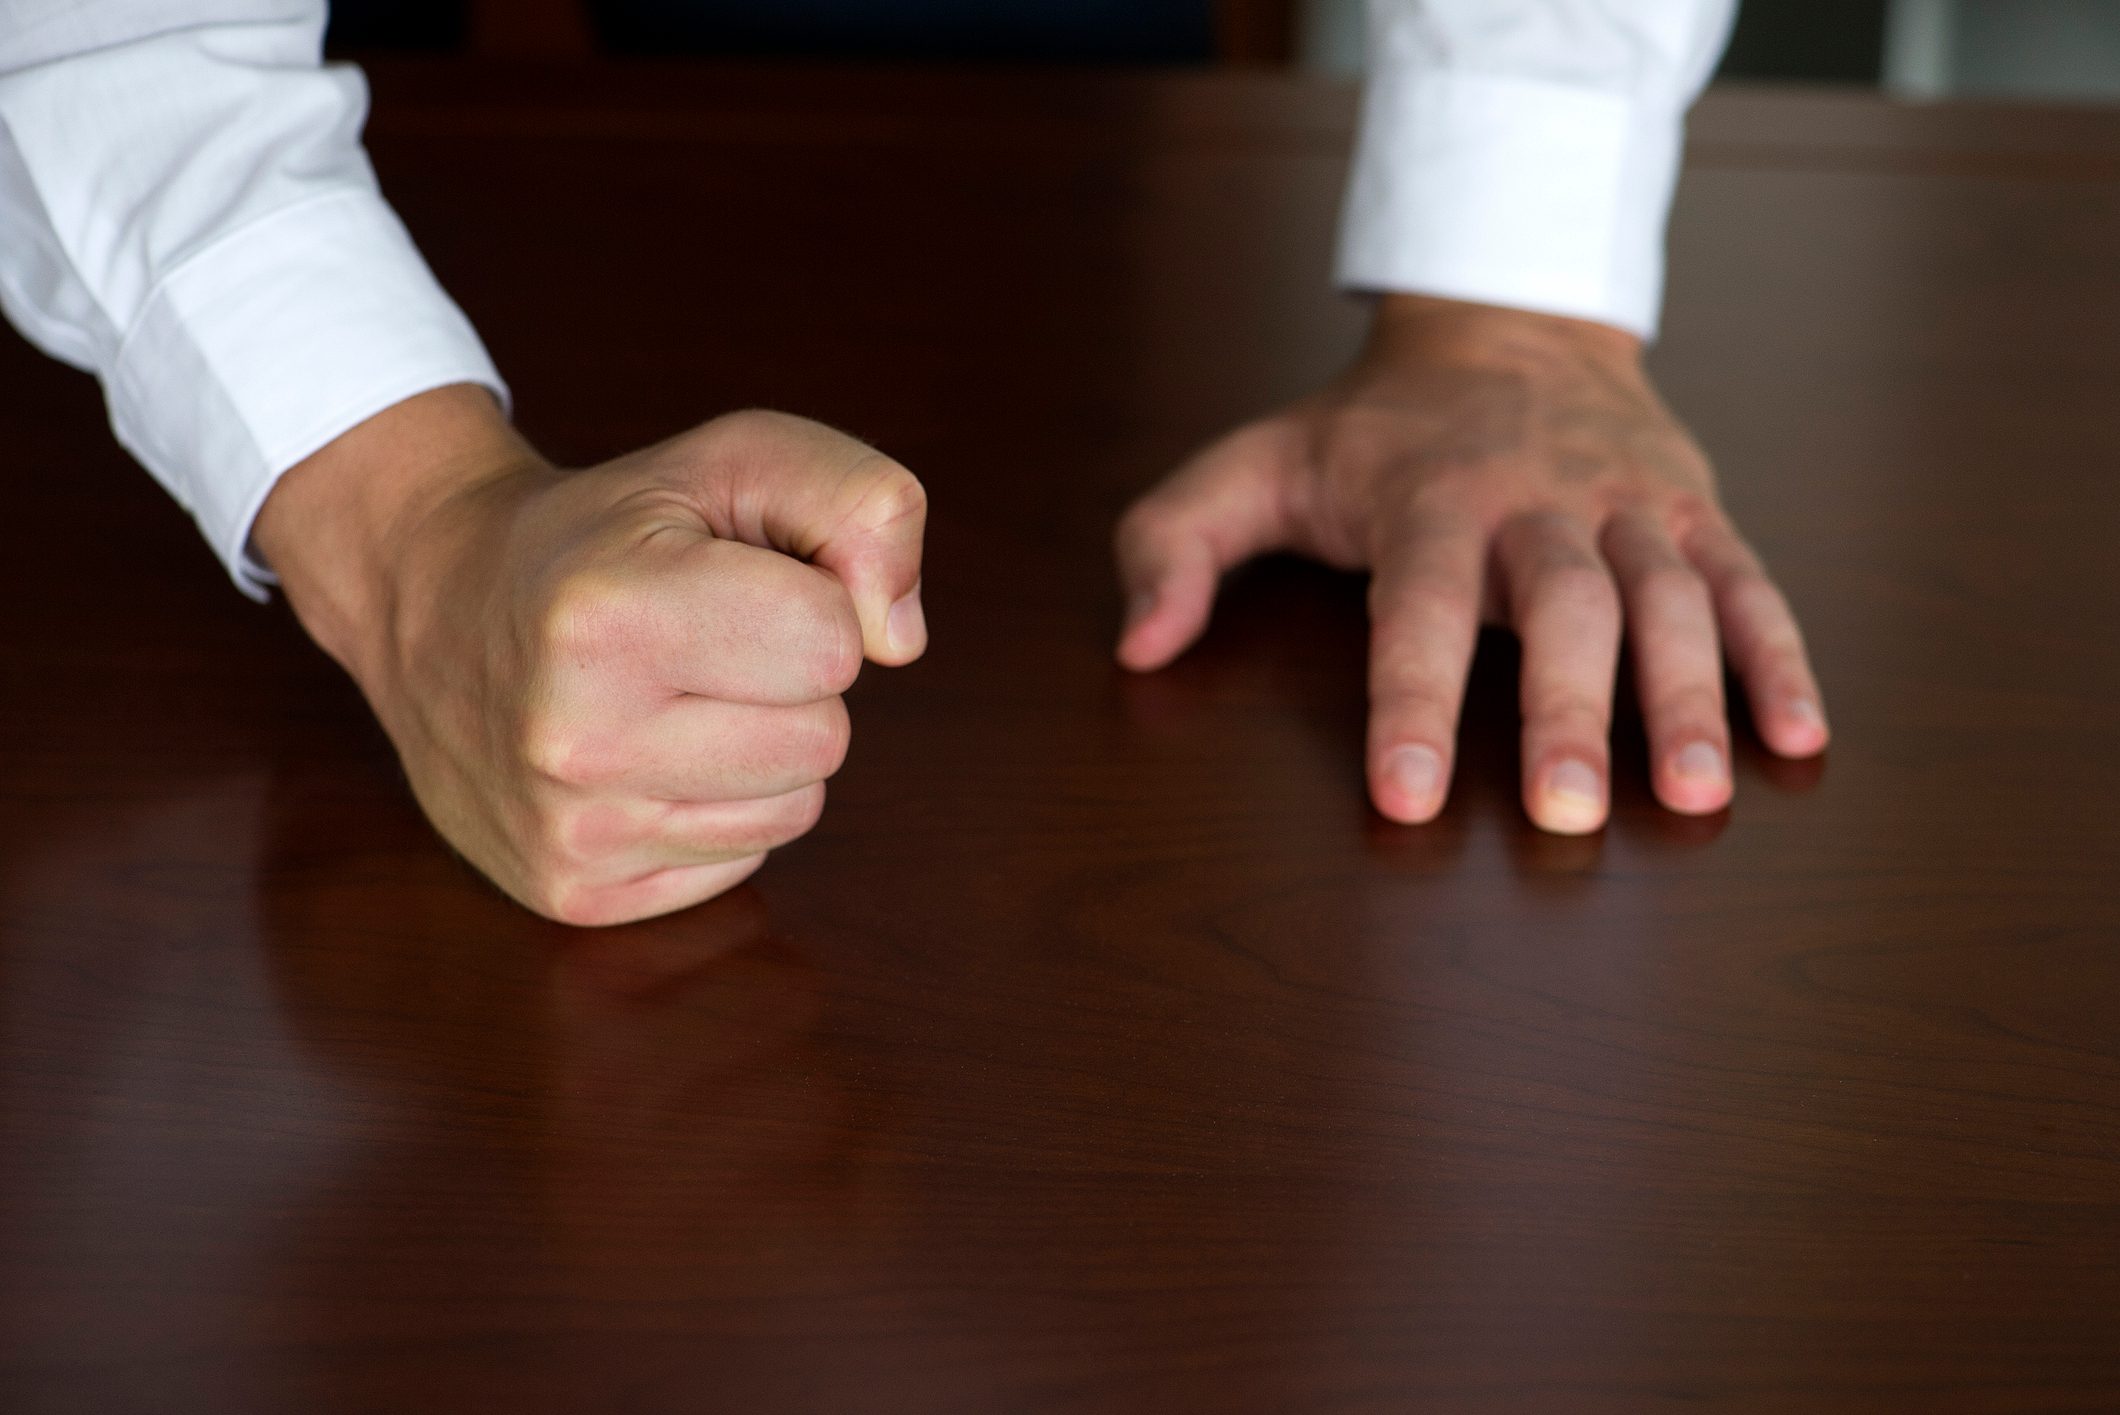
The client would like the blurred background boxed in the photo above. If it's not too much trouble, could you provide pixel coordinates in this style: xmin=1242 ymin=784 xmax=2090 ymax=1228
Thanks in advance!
xmin=326 ymin=0 xmax=2120 ymax=103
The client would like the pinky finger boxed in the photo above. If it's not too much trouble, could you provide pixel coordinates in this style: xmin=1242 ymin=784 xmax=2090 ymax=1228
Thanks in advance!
xmin=1683 ymin=522 xmax=1829 ymax=759
xmin=545 ymin=854 xmax=768 ymax=928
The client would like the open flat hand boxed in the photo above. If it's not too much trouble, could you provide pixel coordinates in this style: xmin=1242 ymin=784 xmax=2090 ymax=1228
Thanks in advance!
xmin=1115 ymin=294 xmax=1827 ymax=833
xmin=257 ymin=390 xmax=927 ymax=924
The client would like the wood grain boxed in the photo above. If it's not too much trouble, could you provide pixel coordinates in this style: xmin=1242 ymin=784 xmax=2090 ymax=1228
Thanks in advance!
xmin=0 ymin=65 xmax=2114 ymax=1413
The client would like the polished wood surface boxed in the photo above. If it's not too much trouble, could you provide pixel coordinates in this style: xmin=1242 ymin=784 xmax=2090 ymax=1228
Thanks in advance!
xmin=3 ymin=65 xmax=2117 ymax=1413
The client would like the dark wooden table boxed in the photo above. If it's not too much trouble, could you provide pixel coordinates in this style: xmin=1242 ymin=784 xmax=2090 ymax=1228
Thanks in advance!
xmin=3 ymin=63 xmax=2116 ymax=1414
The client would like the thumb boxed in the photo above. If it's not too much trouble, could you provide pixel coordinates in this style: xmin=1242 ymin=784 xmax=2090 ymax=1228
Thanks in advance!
xmin=1113 ymin=422 xmax=1295 ymax=671
xmin=703 ymin=410 xmax=929 ymax=666
xmin=805 ymin=450 xmax=928 ymax=668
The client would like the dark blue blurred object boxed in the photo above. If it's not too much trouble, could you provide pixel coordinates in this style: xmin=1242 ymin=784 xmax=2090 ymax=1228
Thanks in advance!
xmin=327 ymin=0 xmax=464 ymax=49
xmin=594 ymin=0 xmax=1214 ymax=61
xmin=325 ymin=0 xmax=1216 ymax=61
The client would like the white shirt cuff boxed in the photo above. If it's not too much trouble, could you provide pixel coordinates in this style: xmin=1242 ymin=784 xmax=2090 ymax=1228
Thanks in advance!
xmin=106 ymin=185 xmax=507 ymax=599
xmin=1335 ymin=67 xmax=1687 ymax=340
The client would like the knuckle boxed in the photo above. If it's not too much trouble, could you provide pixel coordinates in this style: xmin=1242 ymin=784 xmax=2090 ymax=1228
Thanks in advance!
xmin=519 ymin=718 xmax=574 ymax=784
xmin=706 ymin=406 xmax=807 ymax=445
xmin=802 ymin=699 xmax=854 ymax=778
xmin=1647 ymin=682 xmax=1726 ymax=730
xmin=805 ymin=620 xmax=862 ymax=697
xmin=856 ymin=459 xmax=928 ymax=532
xmin=520 ymin=716 xmax=614 ymax=789
xmin=1403 ymin=478 xmax=1482 ymax=523
xmin=539 ymin=799 xmax=634 ymax=871
xmin=1211 ymin=416 xmax=1287 ymax=463
xmin=1635 ymin=564 xmax=1709 ymax=616
xmin=513 ymin=845 xmax=600 ymax=925
xmin=751 ymin=556 xmax=863 ymax=697
xmin=1505 ymin=508 xmax=1576 ymax=540
xmin=1662 ymin=490 xmax=1720 ymax=534
xmin=1373 ymin=569 xmax=1478 ymax=623
xmin=756 ymin=702 xmax=850 ymax=786
xmin=535 ymin=572 xmax=633 ymax=661
xmin=1531 ymin=561 xmax=1619 ymax=615
xmin=1725 ymin=573 xmax=1791 ymax=626
xmin=791 ymin=587 xmax=863 ymax=696
xmin=1115 ymin=497 xmax=1181 ymax=557
xmin=1365 ymin=641 xmax=1436 ymax=698
xmin=1525 ymin=688 xmax=1610 ymax=735
xmin=535 ymin=876 xmax=622 ymax=929
xmin=717 ymin=783 xmax=827 ymax=856
xmin=777 ymin=781 xmax=829 ymax=842
xmin=1368 ymin=686 xmax=1457 ymax=740
xmin=1761 ymin=628 xmax=1809 ymax=662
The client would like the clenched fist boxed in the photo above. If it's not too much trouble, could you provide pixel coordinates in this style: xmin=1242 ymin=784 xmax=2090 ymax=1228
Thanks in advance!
xmin=256 ymin=388 xmax=926 ymax=924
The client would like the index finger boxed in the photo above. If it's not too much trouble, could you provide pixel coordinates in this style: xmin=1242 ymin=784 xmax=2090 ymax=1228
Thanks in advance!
xmin=547 ymin=534 xmax=864 ymax=709
xmin=698 ymin=410 xmax=929 ymax=666
xmin=1366 ymin=512 xmax=1487 ymax=823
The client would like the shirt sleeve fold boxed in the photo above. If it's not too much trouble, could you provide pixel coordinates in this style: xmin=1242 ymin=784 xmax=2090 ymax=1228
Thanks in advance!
xmin=1336 ymin=0 xmax=1738 ymax=339
xmin=0 ymin=1 xmax=505 ymax=598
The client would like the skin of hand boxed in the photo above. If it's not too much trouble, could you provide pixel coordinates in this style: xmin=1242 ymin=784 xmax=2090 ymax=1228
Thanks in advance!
xmin=254 ymin=387 xmax=927 ymax=925
xmin=1114 ymin=294 xmax=1828 ymax=834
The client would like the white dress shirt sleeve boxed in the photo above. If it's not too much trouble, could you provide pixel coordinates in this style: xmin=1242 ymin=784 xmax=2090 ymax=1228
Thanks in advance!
xmin=0 ymin=0 xmax=505 ymax=598
xmin=1337 ymin=0 xmax=1738 ymax=339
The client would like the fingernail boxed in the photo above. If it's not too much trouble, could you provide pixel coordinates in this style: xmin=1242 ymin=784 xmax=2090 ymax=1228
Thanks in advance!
xmin=1385 ymin=744 xmax=1442 ymax=805
xmin=1543 ymin=758 xmax=1605 ymax=834
xmin=1786 ymin=696 xmax=1825 ymax=731
xmin=886 ymin=586 xmax=926 ymax=656
xmin=1673 ymin=741 xmax=1726 ymax=784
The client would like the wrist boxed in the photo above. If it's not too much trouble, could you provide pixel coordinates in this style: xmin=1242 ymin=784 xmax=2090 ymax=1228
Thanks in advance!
xmin=1367 ymin=293 xmax=1645 ymax=375
xmin=252 ymin=383 xmax=545 ymax=695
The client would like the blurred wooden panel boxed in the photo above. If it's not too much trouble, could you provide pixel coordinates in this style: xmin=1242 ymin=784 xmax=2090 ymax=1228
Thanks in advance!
xmin=1216 ymin=0 xmax=1296 ymax=63
xmin=468 ymin=0 xmax=593 ymax=57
